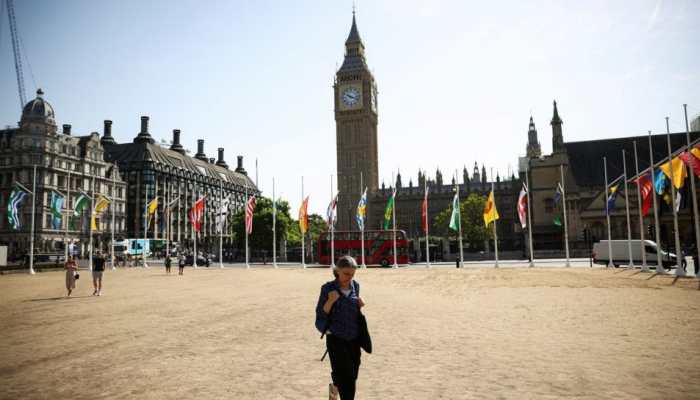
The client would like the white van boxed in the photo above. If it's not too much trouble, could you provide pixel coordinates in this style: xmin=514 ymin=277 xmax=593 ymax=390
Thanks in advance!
xmin=592 ymin=240 xmax=682 ymax=269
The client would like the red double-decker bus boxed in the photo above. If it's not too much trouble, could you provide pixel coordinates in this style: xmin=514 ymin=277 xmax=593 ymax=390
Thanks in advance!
xmin=318 ymin=230 xmax=410 ymax=266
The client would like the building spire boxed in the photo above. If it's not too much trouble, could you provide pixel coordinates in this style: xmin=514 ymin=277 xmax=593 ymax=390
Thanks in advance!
xmin=526 ymin=115 xmax=542 ymax=158
xmin=551 ymin=99 xmax=565 ymax=153
xmin=346 ymin=9 xmax=362 ymax=45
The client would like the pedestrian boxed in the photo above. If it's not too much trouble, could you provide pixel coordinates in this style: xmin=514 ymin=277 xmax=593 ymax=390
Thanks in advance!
xmin=178 ymin=253 xmax=185 ymax=275
xmin=92 ymin=251 xmax=106 ymax=296
xmin=315 ymin=256 xmax=366 ymax=400
xmin=64 ymin=256 xmax=79 ymax=297
xmin=165 ymin=254 xmax=172 ymax=274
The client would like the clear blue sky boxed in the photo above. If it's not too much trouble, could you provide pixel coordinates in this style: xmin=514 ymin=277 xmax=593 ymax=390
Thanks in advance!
xmin=1 ymin=0 xmax=698 ymax=216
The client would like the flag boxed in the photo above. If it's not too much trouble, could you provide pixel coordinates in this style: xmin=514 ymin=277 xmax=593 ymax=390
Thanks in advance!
xmin=659 ymin=156 xmax=687 ymax=189
xmin=553 ymin=216 xmax=562 ymax=226
xmin=606 ymin=184 xmax=619 ymax=215
xmin=144 ymin=197 xmax=158 ymax=230
xmin=382 ymin=188 xmax=396 ymax=230
xmin=50 ymin=192 xmax=64 ymax=229
xmin=654 ymin=170 xmax=667 ymax=195
xmin=189 ymin=196 xmax=206 ymax=232
xmin=299 ymin=196 xmax=309 ymax=234
xmin=421 ymin=187 xmax=429 ymax=233
xmin=245 ymin=195 xmax=256 ymax=234
xmin=356 ymin=188 xmax=367 ymax=230
xmin=73 ymin=193 xmax=89 ymax=216
xmin=553 ymin=183 xmax=562 ymax=206
xmin=91 ymin=195 xmax=111 ymax=230
xmin=449 ymin=192 xmax=460 ymax=231
xmin=636 ymin=173 xmax=653 ymax=217
xmin=326 ymin=192 xmax=338 ymax=227
xmin=165 ymin=197 xmax=178 ymax=215
xmin=517 ymin=184 xmax=527 ymax=229
xmin=7 ymin=188 xmax=27 ymax=230
xmin=675 ymin=190 xmax=682 ymax=212
xmin=679 ymin=151 xmax=700 ymax=178
xmin=483 ymin=190 xmax=499 ymax=226
xmin=216 ymin=196 xmax=230 ymax=233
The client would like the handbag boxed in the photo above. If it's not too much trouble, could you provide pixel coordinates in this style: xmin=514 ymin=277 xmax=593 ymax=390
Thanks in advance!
xmin=74 ymin=273 xmax=80 ymax=280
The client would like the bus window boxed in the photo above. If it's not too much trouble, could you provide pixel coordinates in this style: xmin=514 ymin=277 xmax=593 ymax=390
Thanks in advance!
xmin=645 ymin=245 xmax=657 ymax=254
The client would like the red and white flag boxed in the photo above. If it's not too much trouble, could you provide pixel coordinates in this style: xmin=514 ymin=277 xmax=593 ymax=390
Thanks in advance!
xmin=517 ymin=184 xmax=528 ymax=229
xmin=636 ymin=173 xmax=653 ymax=217
xmin=326 ymin=192 xmax=338 ymax=227
xmin=421 ymin=188 xmax=429 ymax=233
xmin=188 ymin=196 xmax=206 ymax=232
xmin=245 ymin=196 xmax=256 ymax=234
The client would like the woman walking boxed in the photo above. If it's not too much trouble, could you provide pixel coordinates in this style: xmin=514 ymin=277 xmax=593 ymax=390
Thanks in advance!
xmin=64 ymin=256 xmax=79 ymax=297
xmin=315 ymin=256 xmax=365 ymax=400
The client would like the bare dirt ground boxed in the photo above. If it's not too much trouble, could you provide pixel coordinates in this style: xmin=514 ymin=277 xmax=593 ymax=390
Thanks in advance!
xmin=1 ymin=266 xmax=699 ymax=400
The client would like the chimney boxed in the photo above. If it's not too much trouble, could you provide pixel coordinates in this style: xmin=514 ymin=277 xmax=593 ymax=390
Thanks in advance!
xmin=194 ymin=139 xmax=208 ymax=161
xmin=235 ymin=155 xmax=247 ymax=175
xmin=209 ymin=157 xmax=215 ymax=164
xmin=133 ymin=115 xmax=155 ymax=144
xmin=170 ymin=129 xmax=185 ymax=154
xmin=62 ymin=124 xmax=72 ymax=135
xmin=216 ymin=148 xmax=229 ymax=169
xmin=100 ymin=120 xmax=115 ymax=146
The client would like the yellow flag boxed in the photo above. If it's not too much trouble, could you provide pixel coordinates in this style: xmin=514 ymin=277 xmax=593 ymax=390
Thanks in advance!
xmin=483 ymin=190 xmax=499 ymax=226
xmin=91 ymin=196 xmax=111 ymax=230
xmin=147 ymin=198 xmax=158 ymax=216
xmin=659 ymin=156 xmax=687 ymax=189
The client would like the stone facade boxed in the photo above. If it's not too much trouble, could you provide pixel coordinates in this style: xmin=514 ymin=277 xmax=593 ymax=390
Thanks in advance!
xmin=0 ymin=90 xmax=128 ymax=259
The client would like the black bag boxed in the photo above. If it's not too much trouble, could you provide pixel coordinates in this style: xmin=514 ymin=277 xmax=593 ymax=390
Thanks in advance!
xmin=74 ymin=273 xmax=80 ymax=280
xmin=357 ymin=311 xmax=372 ymax=354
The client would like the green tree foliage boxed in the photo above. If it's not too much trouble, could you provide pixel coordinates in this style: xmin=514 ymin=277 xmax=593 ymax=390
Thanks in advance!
xmin=231 ymin=197 xmax=292 ymax=252
xmin=433 ymin=193 xmax=492 ymax=249
xmin=287 ymin=213 xmax=328 ymax=247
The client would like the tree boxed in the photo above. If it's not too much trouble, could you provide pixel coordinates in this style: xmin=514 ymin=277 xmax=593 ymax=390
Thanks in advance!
xmin=433 ymin=193 xmax=492 ymax=250
xmin=287 ymin=213 xmax=328 ymax=247
xmin=231 ymin=197 xmax=292 ymax=254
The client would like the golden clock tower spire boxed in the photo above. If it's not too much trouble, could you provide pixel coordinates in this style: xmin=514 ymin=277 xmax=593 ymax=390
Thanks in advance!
xmin=334 ymin=12 xmax=378 ymax=230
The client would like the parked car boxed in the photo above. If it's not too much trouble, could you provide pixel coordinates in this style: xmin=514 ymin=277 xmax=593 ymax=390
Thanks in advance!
xmin=184 ymin=254 xmax=211 ymax=267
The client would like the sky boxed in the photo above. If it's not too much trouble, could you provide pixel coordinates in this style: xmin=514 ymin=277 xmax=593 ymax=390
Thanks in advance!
xmin=1 ymin=0 xmax=699 ymax=216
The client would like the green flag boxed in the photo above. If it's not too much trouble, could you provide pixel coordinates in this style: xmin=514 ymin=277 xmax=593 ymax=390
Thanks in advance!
xmin=449 ymin=192 xmax=460 ymax=231
xmin=73 ymin=193 xmax=89 ymax=216
xmin=553 ymin=215 xmax=562 ymax=226
xmin=382 ymin=189 xmax=396 ymax=230
xmin=7 ymin=188 xmax=28 ymax=230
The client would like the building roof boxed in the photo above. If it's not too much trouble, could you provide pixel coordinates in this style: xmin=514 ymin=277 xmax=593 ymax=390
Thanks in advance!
xmin=104 ymin=142 xmax=256 ymax=189
xmin=565 ymin=130 xmax=700 ymax=187
xmin=21 ymin=89 xmax=55 ymax=127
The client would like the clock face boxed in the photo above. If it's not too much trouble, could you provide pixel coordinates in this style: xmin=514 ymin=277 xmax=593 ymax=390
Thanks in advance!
xmin=342 ymin=87 xmax=360 ymax=107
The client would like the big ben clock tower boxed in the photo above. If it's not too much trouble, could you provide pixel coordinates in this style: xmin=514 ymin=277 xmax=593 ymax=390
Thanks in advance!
xmin=335 ymin=12 xmax=379 ymax=230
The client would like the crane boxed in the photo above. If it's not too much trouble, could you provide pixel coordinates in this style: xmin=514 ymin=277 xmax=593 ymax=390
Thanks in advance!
xmin=6 ymin=0 xmax=27 ymax=109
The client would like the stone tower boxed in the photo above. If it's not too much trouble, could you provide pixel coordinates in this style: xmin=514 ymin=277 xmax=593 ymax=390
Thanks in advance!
xmin=334 ymin=12 xmax=379 ymax=230
xmin=526 ymin=116 xmax=542 ymax=158
xmin=551 ymin=100 xmax=564 ymax=153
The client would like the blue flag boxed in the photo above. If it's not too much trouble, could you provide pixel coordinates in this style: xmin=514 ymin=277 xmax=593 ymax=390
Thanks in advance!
xmin=606 ymin=184 xmax=619 ymax=215
xmin=50 ymin=192 xmax=64 ymax=229
xmin=654 ymin=169 xmax=667 ymax=195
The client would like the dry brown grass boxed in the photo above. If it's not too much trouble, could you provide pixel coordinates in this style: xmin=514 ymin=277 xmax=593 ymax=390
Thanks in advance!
xmin=1 ymin=266 xmax=699 ymax=399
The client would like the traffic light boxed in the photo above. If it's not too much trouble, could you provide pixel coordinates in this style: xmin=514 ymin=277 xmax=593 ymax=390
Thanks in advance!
xmin=647 ymin=224 xmax=654 ymax=239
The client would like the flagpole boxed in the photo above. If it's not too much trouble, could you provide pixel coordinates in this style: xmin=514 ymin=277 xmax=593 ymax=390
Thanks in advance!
xmin=166 ymin=179 xmax=170 ymax=261
xmin=683 ymin=104 xmax=700 ymax=278
xmin=64 ymin=170 xmax=71 ymax=263
xmin=666 ymin=117 xmax=685 ymax=276
xmin=193 ymin=182 xmax=198 ymax=269
xmin=219 ymin=177 xmax=224 ymax=268
xmin=425 ymin=177 xmax=430 ymax=268
xmin=603 ymin=157 xmax=614 ymax=268
xmin=622 ymin=150 xmax=634 ymax=268
xmin=525 ymin=165 xmax=535 ymax=267
xmin=331 ymin=174 xmax=335 ymax=268
xmin=154 ymin=176 xmax=159 ymax=239
xmin=301 ymin=176 xmax=306 ymax=269
xmin=28 ymin=165 xmax=36 ymax=275
xmin=491 ymin=182 xmax=498 ymax=268
xmin=360 ymin=172 xmax=366 ymax=268
xmin=649 ymin=131 xmax=665 ymax=273
xmin=143 ymin=178 xmax=149 ymax=268
xmin=89 ymin=175 xmax=94 ymax=272
xmin=560 ymin=165 xmax=570 ymax=267
xmin=272 ymin=177 xmax=277 ymax=268
xmin=633 ymin=141 xmax=649 ymax=272
xmin=111 ymin=169 xmax=116 ymax=270
xmin=245 ymin=183 xmax=249 ymax=269
xmin=392 ymin=172 xmax=398 ymax=268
